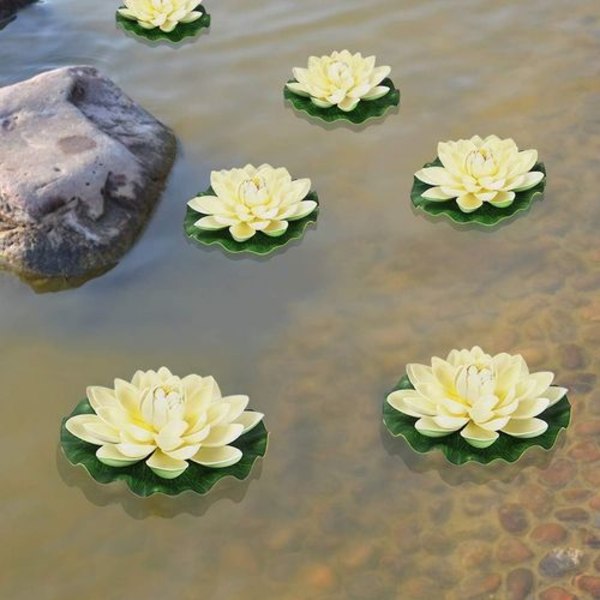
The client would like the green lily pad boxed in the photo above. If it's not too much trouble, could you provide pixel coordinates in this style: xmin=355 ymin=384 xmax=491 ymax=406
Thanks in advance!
xmin=60 ymin=399 xmax=268 ymax=497
xmin=184 ymin=188 xmax=319 ymax=256
xmin=411 ymin=159 xmax=546 ymax=226
xmin=116 ymin=5 xmax=210 ymax=43
xmin=284 ymin=78 xmax=400 ymax=125
xmin=383 ymin=375 xmax=570 ymax=465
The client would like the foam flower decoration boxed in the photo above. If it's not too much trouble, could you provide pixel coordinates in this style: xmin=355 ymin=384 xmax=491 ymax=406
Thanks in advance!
xmin=64 ymin=367 xmax=264 ymax=481
xmin=116 ymin=0 xmax=210 ymax=42
xmin=287 ymin=50 xmax=391 ymax=111
xmin=284 ymin=51 xmax=400 ymax=124
xmin=118 ymin=0 xmax=203 ymax=32
xmin=411 ymin=136 xmax=546 ymax=226
xmin=185 ymin=164 xmax=319 ymax=255
xmin=383 ymin=347 xmax=571 ymax=464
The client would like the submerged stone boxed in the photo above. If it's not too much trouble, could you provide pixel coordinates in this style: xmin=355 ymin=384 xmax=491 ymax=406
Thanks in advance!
xmin=506 ymin=568 xmax=534 ymax=600
xmin=498 ymin=503 xmax=530 ymax=534
xmin=538 ymin=548 xmax=583 ymax=577
xmin=539 ymin=587 xmax=578 ymax=600
xmin=0 ymin=66 xmax=176 ymax=284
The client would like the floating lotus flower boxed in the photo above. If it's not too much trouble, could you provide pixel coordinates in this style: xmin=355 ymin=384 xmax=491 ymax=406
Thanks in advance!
xmin=383 ymin=347 xmax=570 ymax=464
xmin=284 ymin=50 xmax=400 ymax=124
xmin=116 ymin=0 xmax=210 ymax=43
xmin=185 ymin=164 xmax=319 ymax=255
xmin=61 ymin=368 xmax=268 ymax=496
xmin=411 ymin=136 xmax=546 ymax=226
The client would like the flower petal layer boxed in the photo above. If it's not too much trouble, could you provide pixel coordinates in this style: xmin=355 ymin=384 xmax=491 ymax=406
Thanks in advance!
xmin=188 ymin=165 xmax=315 ymax=243
xmin=387 ymin=347 xmax=566 ymax=449
xmin=287 ymin=50 xmax=391 ymax=112
xmin=415 ymin=136 xmax=545 ymax=213
xmin=66 ymin=367 xmax=263 ymax=479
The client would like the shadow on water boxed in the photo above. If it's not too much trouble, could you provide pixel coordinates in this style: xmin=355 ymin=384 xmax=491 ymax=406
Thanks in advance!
xmin=56 ymin=444 xmax=264 ymax=519
xmin=115 ymin=23 xmax=210 ymax=50
xmin=379 ymin=423 xmax=564 ymax=487
xmin=409 ymin=195 xmax=544 ymax=233
xmin=283 ymin=98 xmax=400 ymax=133
xmin=1 ymin=263 xmax=117 ymax=294
xmin=182 ymin=220 xmax=320 ymax=263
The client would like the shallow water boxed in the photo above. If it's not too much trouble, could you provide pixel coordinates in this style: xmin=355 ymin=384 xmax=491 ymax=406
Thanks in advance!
xmin=1 ymin=0 xmax=599 ymax=598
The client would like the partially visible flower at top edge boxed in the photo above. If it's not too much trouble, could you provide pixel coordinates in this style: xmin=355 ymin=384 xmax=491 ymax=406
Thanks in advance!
xmin=386 ymin=346 xmax=567 ymax=449
xmin=187 ymin=164 xmax=317 ymax=242
xmin=286 ymin=50 xmax=391 ymax=112
xmin=415 ymin=135 xmax=545 ymax=213
xmin=118 ymin=0 xmax=204 ymax=33
xmin=65 ymin=367 xmax=264 ymax=479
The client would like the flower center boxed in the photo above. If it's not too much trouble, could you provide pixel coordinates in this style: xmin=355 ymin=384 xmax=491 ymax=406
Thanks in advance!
xmin=143 ymin=384 xmax=185 ymax=430
xmin=327 ymin=60 xmax=353 ymax=84
xmin=238 ymin=176 xmax=269 ymax=206
xmin=465 ymin=148 xmax=497 ymax=178
xmin=454 ymin=363 xmax=496 ymax=407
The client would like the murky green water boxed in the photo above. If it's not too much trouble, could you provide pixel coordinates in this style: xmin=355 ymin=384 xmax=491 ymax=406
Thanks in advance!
xmin=1 ymin=0 xmax=599 ymax=598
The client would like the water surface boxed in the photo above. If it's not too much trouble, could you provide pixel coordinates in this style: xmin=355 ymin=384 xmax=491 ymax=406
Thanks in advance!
xmin=1 ymin=0 xmax=599 ymax=598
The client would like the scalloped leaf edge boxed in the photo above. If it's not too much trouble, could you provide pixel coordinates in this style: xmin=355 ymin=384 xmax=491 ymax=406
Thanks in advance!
xmin=116 ymin=5 xmax=210 ymax=43
xmin=410 ymin=159 xmax=546 ymax=227
xmin=60 ymin=398 xmax=268 ymax=497
xmin=383 ymin=374 xmax=571 ymax=465
xmin=284 ymin=78 xmax=400 ymax=125
xmin=184 ymin=189 xmax=319 ymax=256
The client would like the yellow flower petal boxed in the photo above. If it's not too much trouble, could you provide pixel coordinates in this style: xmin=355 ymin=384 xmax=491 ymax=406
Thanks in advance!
xmin=456 ymin=193 xmax=483 ymax=213
xmin=501 ymin=418 xmax=548 ymax=438
xmin=511 ymin=171 xmax=544 ymax=192
xmin=460 ymin=422 xmax=499 ymax=448
xmin=66 ymin=415 xmax=118 ymax=446
xmin=546 ymin=386 xmax=568 ymax=407
xmin=202 ymin=424 xmax=244 ymax=448
xmin=146 ymin=450 xmax=188 ymax=479
xmin=509 ymin=397 xmax=550 ymax=419
xmin=86 ymin=386 xmax=118 ymax=412
xmin=415 ymin=417 xmax=455 ymax=438
xmin=488 ymin=191 xmax=515 ymax=207
xmin=191 ymin=445 xmax=243 ymax=468
xmin=229 ymin=222 xmax=256 ymax=242
xmin=96 ymin=445 xmax=140 ymax=467
xmin=421 ymin=186 xmax=454 ymax=201
xmin=235 ymin=411 xmax=264 ymax=434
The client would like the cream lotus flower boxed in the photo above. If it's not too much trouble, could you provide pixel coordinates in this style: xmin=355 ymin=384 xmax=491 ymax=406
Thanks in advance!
xmin=65 ymin=367 xmax=264 ymax=479
xmin=286 ymin=50 xmax=391 ymax=112
xmin=187 ymin=164 xmax=317 ymax=242
xmin=117 ymin=0 xmax=203 ymax=33
xmin=386 ymin=347 xmax=567 ymax=448
xmin=415 ymin=135 xmax=545 ymax=213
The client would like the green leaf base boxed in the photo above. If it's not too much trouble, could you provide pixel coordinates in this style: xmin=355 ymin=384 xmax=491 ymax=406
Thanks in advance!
xmin=383 ymin=375 xmax=570 ymax=465
xmin=411 ymin=159 xmax=546 ymax=227
xmin=185 ymin=189 xmax=319 ymax=256
xmin=116 ymin=5 xmax=210 ymax=43
xmin=61 ymin=399 xmax=268 ymax=497
xmin=284 ymin=78 xmax=400 ymax=125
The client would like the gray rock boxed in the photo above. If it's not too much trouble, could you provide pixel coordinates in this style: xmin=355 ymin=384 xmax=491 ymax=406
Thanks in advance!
xmin=0 ymin=66 xmax=176 ymax=283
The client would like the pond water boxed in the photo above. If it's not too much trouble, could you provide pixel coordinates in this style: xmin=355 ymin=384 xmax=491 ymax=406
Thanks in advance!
xmin=1 ymin=0 xmax=599 ymax=598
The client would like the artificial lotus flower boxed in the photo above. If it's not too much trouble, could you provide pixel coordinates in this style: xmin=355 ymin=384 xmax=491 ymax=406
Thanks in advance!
xmin=117 ymin=0 xmax=203 ymax=33
xmin=286 ymin=50 xmax=391 ymax=112
xmin=65 ymin=367 xmax=264 ymax=479
xmin=188 ymin=164 xmax=317 ymax=242
xmin=415 ymin=135 xmax=545 ymax=213
xmin=386 ymin=346 xmax=567 ymax=449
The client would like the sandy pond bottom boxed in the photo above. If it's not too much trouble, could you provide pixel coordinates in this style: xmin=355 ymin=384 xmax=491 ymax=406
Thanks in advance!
xmin=1 ymin=0 xmax=599 ymax=598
